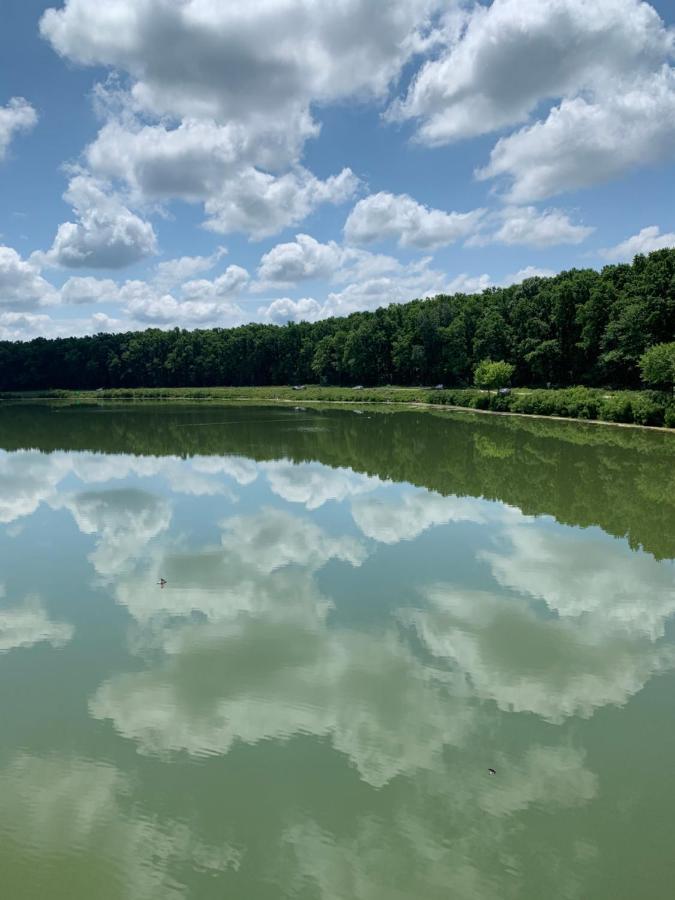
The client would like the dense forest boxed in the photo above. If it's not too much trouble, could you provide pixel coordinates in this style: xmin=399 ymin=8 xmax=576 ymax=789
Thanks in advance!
xmin=1 ymin=249 xmax=674 ymax=391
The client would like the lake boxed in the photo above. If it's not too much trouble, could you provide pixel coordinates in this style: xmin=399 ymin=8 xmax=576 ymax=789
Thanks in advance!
xmin=1 ymin=402 xmax=674 ymax=900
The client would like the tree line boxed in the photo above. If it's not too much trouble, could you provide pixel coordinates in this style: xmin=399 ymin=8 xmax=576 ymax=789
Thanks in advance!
xmin=1 ymin=248 xmax=674 ymax=391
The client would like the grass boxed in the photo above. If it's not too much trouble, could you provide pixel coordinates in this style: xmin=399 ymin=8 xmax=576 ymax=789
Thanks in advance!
xmin=2 ymin=384 xmax=674 ymax=429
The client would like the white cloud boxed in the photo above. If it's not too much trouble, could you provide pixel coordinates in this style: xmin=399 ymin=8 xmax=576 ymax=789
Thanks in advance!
xmin=43 ymin=174 xmax=157 ymax=269
xmin=0 ymin=246 xmax=57 ymax=310
xmin=180 ymin=265 xmax=250 ymax=301
xmin=83 ymin=114 xmax=359 ymax=239
xmin=257 ymin=234 xmax=343 ymax=286
xmin=263 ymin=462 xmax=380 ymax=510
xmin=320 ymin=258 xmax=449 ymax=317
xmin=59 ymin=276 xmax=118 ymax=305
xmin=256 ymin=254 xmax=483 ymax=323
xmin=386 ymin=0 xmax=675 ymax=200
xmin=91 ymin=621 xmax=473 ymax=787
xmin=85 ymin=115 xmax=317 ymax=199
xmin=123 ymin=293 xmax=243 ymax=327
xmin=0 ymin=596 xmax=73 ymax=653
xmin=0 ymin=755 xmax=240 ymax=898
xmin=258 ymin=297 xmax=324 ymax=325
xmin=390 ymin=0 xmax=673 ymax=143
xmin=220 ymin=508 xmax=367 ymax=575
xmin=0 ymin=98 xmax=38 ymax=161
xmin=41 ymin=0 xmax=439 ymax=239
xmin=203 ymin=167 xmax=358 ymax=239
xmin=351 ymin=489 xmax=485 ymax=544
xmin=87 ymin=505 xmax=479 ymax=786
xmin=0 ymin=311 xmax=113 ymax=341
xmin=61 ymin=488 xmax=172 ymax=577
xmin=407 ymin=580 xmax=675 ymax=724
xmin=255 ymin=233 xmax=410 ymax=292
xmin=482 ymin=521 xmax=675 ymax=641
xmin=445 ymin=272 xmax=492 ymax=294
xmin=468 ymin=206 xmax=594 ymax=247
xmin=285 ymin=744 xmax=597 ymax=898
xmin=153 ymin=247 xmax=228 ymax=290
xmin=477 ymin=67 xmax=675 ymax=202
xmin=41 ymin=1 xmax=440 ymax=122
xmin=345 ymin=192 xmax=484 ymax=249
xmin=90 ymin=311 xmax=124 ymax=332
xmin=503 ymin=266 xmax=556 ymax=285
xmin=599 ymin=225 xmax=675 ymax=261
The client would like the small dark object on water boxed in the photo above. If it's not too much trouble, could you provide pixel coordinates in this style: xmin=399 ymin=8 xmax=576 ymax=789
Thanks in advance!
xmin=488 ymin=767 xmax=496 ymax=775
xmin=158 ymin=578 xmax=167 ymax=588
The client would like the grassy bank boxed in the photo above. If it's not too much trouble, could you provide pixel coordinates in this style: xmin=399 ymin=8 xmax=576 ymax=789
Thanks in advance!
xmin=2 ymin=385 xmax=674 ymax=429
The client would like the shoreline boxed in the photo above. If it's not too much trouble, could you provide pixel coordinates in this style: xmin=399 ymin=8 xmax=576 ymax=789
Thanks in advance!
xmin=2 ymin=388 xmax=674 ymax=433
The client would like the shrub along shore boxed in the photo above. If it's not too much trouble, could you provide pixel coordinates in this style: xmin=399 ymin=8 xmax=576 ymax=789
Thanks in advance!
xmin=3 ymin=385 xmax=674 ymax=429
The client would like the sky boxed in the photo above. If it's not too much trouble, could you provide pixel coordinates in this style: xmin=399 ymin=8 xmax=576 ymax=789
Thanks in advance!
xmin=1 ymin=0 xmax=674 ymax=341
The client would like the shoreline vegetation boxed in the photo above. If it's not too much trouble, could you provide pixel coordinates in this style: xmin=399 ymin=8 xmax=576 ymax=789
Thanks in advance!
xmin=2 ymin=385 xmax=674 ymax=430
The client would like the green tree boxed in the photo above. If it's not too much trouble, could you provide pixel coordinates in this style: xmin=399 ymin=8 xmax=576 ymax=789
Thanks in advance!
xmin=474 ymin=359 xmax=515 ymax=393
xmin=640 ymin=342 xmax=675 ymax=392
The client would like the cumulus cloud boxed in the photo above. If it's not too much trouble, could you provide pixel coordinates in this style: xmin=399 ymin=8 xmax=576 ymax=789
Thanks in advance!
xmin=0 ymin=596 xmax=73 ymax=653
xmin=70 ymin=263 xmax=251 ymax=326
xmin=87 ymin=506 xmax=479 ymax=786
xmin=386 ymin=0 xmax=675 ymax=200
xmin=256 ymin=254 xmax=489 ymax=323
xmin=152 ymin=247 xmax=228 ymax=290
xmin=180 ymin=265 xmax=249 ymax=302
xmin=263 ymin=462 xmax=380 ymax=510
xmin=503 ymin=266 xmax=556 ymax=285
xmin=320 ymin=259 xmax=454 ymax=318
xmin=0 ymin=246 xmax=57 ymax=310
xmin=258 ymin=297 xmax=323 ymax=325
xmin=257 ymin=234 xmax=343 ymax=286
xmin=123 ymin=294 xmax=243 ymax=327
xmin=0 ymin=754 xmax=240 ymax=898
xmin=78 ymin=113 xmax=360 ymax=238
xmin=445 ymin=272 xmax=492 ymax=294
xmin=40 ymin=0 xmax=426 ymax=238
xmin=285 ymin=743 xmax=597 ymax=898
xmin=0 ymin=449 xmax=264 ymax=536
xmin=599 ymin=225 xmax=675 ymax=261
xmin=0 ymin=98 xmax=37 ymax=161
xmin=481 ymin=521 xmax=675 ymax=641
xmin=255 ymin=233 xmax=411 ymax=292
xmin=61 ymin=488 xmax=172 ymax=577
xmin=478 ymin=67 xmax=675 ymax=202
xmin=351 ymin=489 xmax=486 ymax=544
xmin=43 ymin=175 xmax=157 ymax=269
xmin=203 ymin=167 xmax=358 ymax=239
xmin=468 ymin=206 xmax=594 ymax=247
xmin=345 ymin=192 xmax=484 ymax=249
xmin=59 ymin=275 xmax=118 ymax=305
xmin=40 ymin=1 xmax=439 ymax=122
xmin=390 ymin=0 xmax=672 ymax=143
xmin=220 ymin=508 xmax=367 ymax=575
xmin=91 ymin=620 xmax=473 ymax=786
xmin=407 ymin=581 xmax=675 ymax=724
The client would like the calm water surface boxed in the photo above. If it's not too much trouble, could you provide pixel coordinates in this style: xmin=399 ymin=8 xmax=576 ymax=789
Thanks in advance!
xmin=1 ymin=403 xmax=674 ymax=899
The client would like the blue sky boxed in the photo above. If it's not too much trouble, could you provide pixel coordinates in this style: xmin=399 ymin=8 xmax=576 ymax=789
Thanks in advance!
xmin=1 ymin=0 xmax=674 ymax=340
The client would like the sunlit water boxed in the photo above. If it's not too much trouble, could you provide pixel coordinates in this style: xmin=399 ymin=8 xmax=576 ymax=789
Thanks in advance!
xmin=1 ymin=402 xmax=674 ymax=899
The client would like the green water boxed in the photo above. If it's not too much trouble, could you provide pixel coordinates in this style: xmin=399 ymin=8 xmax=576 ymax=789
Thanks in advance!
xmin=1 ymin=402 xmax=674 ymax=899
